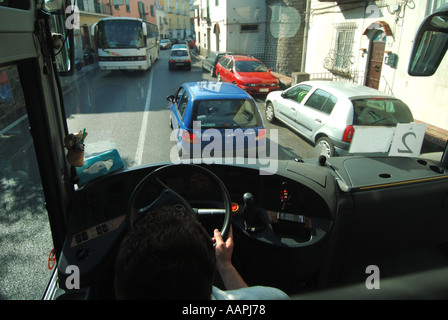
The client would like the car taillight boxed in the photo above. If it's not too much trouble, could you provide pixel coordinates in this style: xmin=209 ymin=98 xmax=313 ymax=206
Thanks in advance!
xmin=169 ymin=59 xmax=174 ymax=62
xmin=185 ymin=60 xmax=191 ymax=62
xmin=256 ymin=128 xmax=266 ymax=141
xmin=342 ymin=125 xmax=354 ymax=142
xmin=182 ymin=130 xmax=200 ymax=144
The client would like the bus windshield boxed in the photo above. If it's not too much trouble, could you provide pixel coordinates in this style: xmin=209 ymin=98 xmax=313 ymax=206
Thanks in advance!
xmin=98 ymin=20 xmax=144 ymax=48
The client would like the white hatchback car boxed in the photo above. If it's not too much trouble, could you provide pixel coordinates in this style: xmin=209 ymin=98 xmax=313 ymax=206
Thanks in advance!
xmin=265 ymin=81 xmax=414 ymax=157
xmin=168 ymin=48 xmax=191 ymax=71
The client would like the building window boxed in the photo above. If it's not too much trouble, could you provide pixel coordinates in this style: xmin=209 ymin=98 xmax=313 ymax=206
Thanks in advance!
xmin=241 ymin=24 xmax=259 ymax=33
xmin=150 ymin=5 xmax=155 ymax=17
xmin=323 ymin=22 xmax=357 ymax=76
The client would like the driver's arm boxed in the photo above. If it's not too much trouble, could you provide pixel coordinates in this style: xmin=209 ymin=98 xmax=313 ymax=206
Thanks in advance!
xmin=213 ymin=227 xmax=248 ymax=290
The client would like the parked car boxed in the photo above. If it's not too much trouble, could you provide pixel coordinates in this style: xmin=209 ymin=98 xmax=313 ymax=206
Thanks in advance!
xmin=185 ymin=38 xmax=195 ymax=49
xmin=265 ymin=80 xmax=414 ymax=157
xmin=168 ymin=48 xmax=191 ymax=71
xmin=201 ymin=51 xmax=231 ymax=77
xmin=168 ymin=81 xmax=266 ymax=158
xmin=159 ymin=39 xmax=172 ymax=50
xmin=215 ymin=55 xmax=280 ymax=95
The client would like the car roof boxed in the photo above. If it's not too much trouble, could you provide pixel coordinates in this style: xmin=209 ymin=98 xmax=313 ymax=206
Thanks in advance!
xmin=226 ymin=55 xmax=259 ymax=61
xmin=299 ymin=80 xmax=394 ymax=100
xmin=183 ymin=82 xmax=253 ymax=100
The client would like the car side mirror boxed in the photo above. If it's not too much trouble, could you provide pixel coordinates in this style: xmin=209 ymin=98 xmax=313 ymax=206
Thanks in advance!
xmin=269 ymin=68 xmax=273 ymax=72
xmin=166 ymin=95 xmax=175 ymax=102
xmin=408 ymin=4 xmax=448 ymax=76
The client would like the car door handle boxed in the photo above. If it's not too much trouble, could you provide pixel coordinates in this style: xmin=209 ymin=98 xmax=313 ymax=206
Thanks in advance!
xmin=315 ymin=118 xmax=322 ymax=123
xmin=291 ymin=107 xmax=296 ymax=112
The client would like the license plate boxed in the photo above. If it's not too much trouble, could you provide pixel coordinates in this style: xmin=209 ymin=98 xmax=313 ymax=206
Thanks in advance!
xmin=259 ymin=88 xmax=269 ymax=92
xmin=176 ymin=63 xmax=184 ymax=66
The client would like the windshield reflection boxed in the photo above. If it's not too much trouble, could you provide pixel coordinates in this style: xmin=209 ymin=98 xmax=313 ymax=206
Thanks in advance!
xmin=62 ymin=2 xmax=447 ymax=175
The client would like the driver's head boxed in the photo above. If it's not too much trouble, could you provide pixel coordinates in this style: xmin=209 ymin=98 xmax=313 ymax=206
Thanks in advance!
xmin=114 ymin=205 xmax=216 ymax=300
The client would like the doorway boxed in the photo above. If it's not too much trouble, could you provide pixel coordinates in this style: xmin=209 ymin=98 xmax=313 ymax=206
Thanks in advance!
xmin=365 ymin=30 xmax=386 ymax=90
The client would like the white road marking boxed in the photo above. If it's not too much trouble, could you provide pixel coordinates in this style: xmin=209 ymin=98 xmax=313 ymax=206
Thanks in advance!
xmin=133 ymin=69 xmax=154 ymax=167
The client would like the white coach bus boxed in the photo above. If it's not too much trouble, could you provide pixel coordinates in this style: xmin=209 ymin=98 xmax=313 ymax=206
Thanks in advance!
xmin=95 ymin=17 xmax=159 ymax=71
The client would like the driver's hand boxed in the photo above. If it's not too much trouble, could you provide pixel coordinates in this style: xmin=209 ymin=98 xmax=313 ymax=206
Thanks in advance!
xmin=213 ymin=226 xmax=233 ymax=271
xmin=213 ymin=226 xmax=248 ymax=290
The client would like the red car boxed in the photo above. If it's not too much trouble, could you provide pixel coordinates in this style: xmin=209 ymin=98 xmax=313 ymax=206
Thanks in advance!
xmin=185 ymin=38 xmax=195 ymax=49
xmin=215 ymin=55 xmax=280 ymax=95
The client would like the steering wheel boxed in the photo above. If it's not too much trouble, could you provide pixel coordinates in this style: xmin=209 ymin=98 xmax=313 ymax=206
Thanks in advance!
xmin=126 ymin=164 xmax=231 ymax=240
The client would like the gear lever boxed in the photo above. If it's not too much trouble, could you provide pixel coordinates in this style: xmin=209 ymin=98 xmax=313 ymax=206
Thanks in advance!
xmin=242 ymin=192 xmax=265 ymax=233
xmin=243 ymin=192 xmax=256 ymax=230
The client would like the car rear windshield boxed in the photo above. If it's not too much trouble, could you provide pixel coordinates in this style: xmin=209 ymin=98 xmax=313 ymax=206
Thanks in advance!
xmin=171 ymin=50 xmax=188 ymax=56
xmin=193 ymin=99 xmax=263 ymax=129
xmin=352 ymin=98 xmax=414 ymax=126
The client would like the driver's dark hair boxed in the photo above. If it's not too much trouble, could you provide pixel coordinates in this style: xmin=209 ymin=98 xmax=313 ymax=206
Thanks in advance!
xmin=114 ymin=205 xmax=216 ymax=300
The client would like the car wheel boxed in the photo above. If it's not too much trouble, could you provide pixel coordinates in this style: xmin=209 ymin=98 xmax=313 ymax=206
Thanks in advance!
xmin=316 ymin=137 xmax=335 ymax=158
xmin=265 ymin=102 xmax=276 ymax=123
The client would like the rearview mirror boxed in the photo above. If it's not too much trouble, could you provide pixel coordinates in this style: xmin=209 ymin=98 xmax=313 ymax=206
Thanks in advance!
xmin=45 ymin=0 xmax=75 ymax=76
xmin=408 ymin=4 xmax=448 ymax=76
xmin=166 ymin=95 xmax=175 ymax=102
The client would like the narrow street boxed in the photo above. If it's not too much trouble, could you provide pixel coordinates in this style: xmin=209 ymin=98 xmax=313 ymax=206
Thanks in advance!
xmin=62 ymin=50 xmax=316 ymax=169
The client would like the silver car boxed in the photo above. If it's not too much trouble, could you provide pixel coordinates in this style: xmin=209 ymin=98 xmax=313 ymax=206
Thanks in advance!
xmin=265 ymin=81 xmax=414 ymax=157
xmin=168 ymin=48 xmax=191 ymax=71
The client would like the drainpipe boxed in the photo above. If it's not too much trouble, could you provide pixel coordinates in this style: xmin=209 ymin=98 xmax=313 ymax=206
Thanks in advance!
xmin=301 ymin=0 xmax=311 ymax=72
